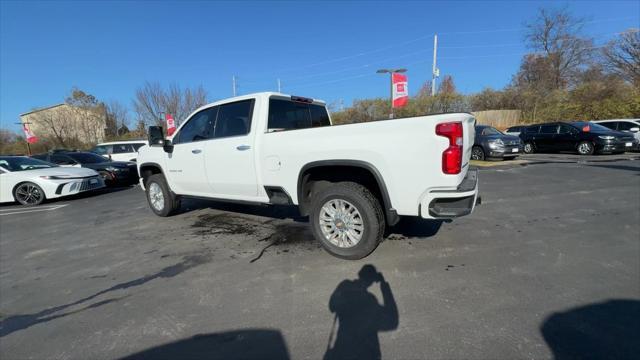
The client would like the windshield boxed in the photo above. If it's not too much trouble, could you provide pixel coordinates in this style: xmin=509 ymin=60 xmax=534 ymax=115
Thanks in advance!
xmin=0 ymin=156 xmax=57 ymax=172
xmin=67 ymin=152 xmax=109 ymax=164
xmin=571 ymin=122 xmax=614 ymax=132
xmin=479 ymin=127 xmax=502 ymax=136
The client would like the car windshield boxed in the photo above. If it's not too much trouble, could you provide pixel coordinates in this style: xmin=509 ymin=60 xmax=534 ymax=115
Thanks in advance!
xmin=481 ymin=127 xmax=502 ymax=135
xmin=0 ymin=156 xmax=57 ymax=172
xmin=571 ymin=122 xmax=614 ymax=132
xmin=67 ymin=152 xmax=109 ymax=164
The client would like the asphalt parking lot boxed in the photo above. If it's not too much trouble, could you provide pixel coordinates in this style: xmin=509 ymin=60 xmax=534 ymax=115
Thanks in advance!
xmin=1 ymin=155 xmax=639 ymax=359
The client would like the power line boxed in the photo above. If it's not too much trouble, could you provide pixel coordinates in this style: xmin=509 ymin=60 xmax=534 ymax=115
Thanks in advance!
xmin=252 ymin=16 xmax=636 ymax=77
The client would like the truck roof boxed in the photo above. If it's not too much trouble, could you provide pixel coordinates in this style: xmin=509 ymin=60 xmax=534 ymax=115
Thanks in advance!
xmin=202 ymin=92 xmax=326 ymax=109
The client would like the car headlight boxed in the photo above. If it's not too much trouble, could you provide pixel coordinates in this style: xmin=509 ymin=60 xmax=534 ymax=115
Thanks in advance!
xmin=598 ymin=136 xmax=615 ymax=140
xmin=105 ymin=166 xmax=121 ymax=172
xmin=488 ymin=139 xmax=505 ymax=149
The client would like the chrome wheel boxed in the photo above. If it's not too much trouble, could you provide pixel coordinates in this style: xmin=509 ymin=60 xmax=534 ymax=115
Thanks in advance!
xmin=319 ymin=199 xmax=364 ymax=248
xmin=471 ymin=147 xmax=484 ymax=160
xmin=524 ymin=143 xmax=534 ymax=154
xmin=148 ymin=182 xmax=165 ymax=211
xmin=578 ymin=142 xmax=593 ymax=155
xmin=15 ymin=183 xmax=44 ymax=205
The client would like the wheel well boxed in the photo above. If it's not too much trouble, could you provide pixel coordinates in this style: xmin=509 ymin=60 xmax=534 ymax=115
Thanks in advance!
xmin=139 ymin=163 xmax=163 ymax=185
xmin=297 ymin=162 xmax=398 ymax=225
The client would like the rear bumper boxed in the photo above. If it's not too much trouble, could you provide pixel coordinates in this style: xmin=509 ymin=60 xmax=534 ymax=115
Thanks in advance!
xmin=420 ymin=168 xmax=479 ymax=219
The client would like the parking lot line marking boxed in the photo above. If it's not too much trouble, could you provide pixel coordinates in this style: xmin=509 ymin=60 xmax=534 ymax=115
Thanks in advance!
xmin=0 ymin=204 xmax=68 ymax=216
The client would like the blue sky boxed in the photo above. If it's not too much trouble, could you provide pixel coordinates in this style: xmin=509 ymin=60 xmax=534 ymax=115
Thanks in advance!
xmin=1 ymin=1 xmax=638 ymax=132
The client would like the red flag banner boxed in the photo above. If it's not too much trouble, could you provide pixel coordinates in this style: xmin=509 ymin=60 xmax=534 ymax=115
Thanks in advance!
xmin=392 ymin=73 xmax=408 ymax=108
xmin=22 ymin=123 xmax=38 ymax=144
xmin=166 ymin=113 xmax=177 ymax=136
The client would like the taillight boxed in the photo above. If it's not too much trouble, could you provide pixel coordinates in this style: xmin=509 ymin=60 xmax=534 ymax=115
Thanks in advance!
xmin=436 ymin=122 xmax=463 ymax=174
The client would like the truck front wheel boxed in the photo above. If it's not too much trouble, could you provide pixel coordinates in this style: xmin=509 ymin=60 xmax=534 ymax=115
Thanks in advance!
xmin=146 ymin=174 xmax=181 ymax=217
xmin=310 ymin=182 xmax=384 ymax=260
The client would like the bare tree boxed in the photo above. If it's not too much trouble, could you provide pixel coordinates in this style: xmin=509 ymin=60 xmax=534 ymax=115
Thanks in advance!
xmin=602 ymin=29 xmax=640 ymax=87
xmin=65 ymin=88 xmax=107 ymax=145
xmin=105 ymin=100 xmax=129 ymax=136
xmin=133 ymin=81 xmax=208 ymax=127
xmin=525 ymin=7 xmax=594 ymax=89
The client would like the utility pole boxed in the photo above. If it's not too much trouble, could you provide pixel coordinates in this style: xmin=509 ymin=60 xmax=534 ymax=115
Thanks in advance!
xmin=277 ymin=78 xmax=282 ymax=93
xmin=232 ymin=76 xmax=237 ymax=97
xmin=339 ymin=99 xmax=344 ymax=112
xmin=376 ymin=68 xmax=407 ymax=119
xmin=431 ymin=34 xmax=439 ymax=96
xmin=15 ymin=121 xmax=32 ymax=155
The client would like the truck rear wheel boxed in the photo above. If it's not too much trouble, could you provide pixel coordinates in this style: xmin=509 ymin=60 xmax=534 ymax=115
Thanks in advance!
xmin=146 ymin=174 xmax=181 ymax=217
xmin=309 ymin=182 xmax=384 ymax=260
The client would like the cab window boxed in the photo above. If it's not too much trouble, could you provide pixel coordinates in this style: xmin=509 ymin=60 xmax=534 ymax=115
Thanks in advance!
xmin=175 ymin=107 xmax=217 ymax=144
xmin=268 ymin=98 xmax=331 ymax=132
xmin=213 ymin=100 xmax=254 ymax=138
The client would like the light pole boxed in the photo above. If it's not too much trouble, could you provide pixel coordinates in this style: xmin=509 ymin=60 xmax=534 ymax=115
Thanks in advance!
xmin=376 ymin=68 xmax=407 ymax=119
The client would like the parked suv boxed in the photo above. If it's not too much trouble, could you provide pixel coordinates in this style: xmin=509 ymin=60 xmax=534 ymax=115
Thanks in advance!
xmin=520 ymin=121 xmax=638 ymax=155
xmin=472 ymin=125 xmax=522 ymax=161
xmin=91 ymin=140 xmax=148 ymax=162
xmin=32 ymin=150 xmax=138 ymax=185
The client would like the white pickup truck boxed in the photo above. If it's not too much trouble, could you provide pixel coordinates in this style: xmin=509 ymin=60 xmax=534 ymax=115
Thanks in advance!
xmin=137 ymin=92 xmax=479 ymax=259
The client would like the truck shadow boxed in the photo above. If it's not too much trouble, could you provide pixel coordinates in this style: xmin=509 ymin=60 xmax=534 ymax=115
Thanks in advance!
xmin=182 ymin=198 xmax=445 ymax=240
xmin=119 ymin=329 xmax=290 ymax=360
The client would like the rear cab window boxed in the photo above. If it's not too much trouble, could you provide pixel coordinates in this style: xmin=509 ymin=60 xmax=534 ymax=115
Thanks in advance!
xmin=267 ymin=97 xmax=331 ymax=132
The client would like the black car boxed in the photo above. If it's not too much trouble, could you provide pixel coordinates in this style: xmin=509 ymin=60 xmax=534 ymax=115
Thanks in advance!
xmin=519 ymin=121 xmax=638 ymax=155
xmin=472 ymin=125 xmax=523 ymax=161
xmin=32 ymin=151 xmax=138 ymax=185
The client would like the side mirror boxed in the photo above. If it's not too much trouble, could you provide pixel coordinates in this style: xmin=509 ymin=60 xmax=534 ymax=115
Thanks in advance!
xmin=630 ymin=127 xmax=639 ymax=133
xmin=163 ymin=139 xmax=174 ymax=154
xmin=148 ymin=126 xmax=165 ymax=146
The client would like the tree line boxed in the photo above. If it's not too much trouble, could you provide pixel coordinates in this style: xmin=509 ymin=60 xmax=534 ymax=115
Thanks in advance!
xmin=332 ymin=8 xmax=639 ymax=125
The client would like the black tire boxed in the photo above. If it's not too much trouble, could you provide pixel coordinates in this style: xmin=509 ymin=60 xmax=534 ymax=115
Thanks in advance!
xmin=309 ymin=182 xmax=384 ymax=260
xmin=523 ymin=142 xmax=535 ymax=154
xmin=471 ymin=146 xmax=485 ymax=161
xmin=14 ymin=182 xmax=46 ymax=206
xmin=145 ymin=174 xmax=181 ymax=217
xmin=577 ymin=141 xmax=595 ymax=155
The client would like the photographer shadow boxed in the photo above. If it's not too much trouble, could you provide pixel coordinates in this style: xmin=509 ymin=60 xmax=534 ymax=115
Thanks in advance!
xmin=324 ymin=265 xmax=399 ymax=360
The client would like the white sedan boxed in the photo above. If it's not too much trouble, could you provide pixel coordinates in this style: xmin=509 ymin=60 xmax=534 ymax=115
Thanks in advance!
xmin=0 ymin=156 xmax=106 ymax=206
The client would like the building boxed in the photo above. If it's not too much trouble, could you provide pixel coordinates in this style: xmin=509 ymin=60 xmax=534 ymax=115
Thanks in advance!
xmin=20 ymin=103 xmax=107 ymax=145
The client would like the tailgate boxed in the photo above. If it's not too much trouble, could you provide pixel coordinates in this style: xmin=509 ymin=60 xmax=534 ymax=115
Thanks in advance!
xmin=462 ymin=115 xmax=476 ymax=169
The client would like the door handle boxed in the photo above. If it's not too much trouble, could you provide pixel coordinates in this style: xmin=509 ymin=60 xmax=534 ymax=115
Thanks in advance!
xmin=191 ymin=149 xmax=202 ymax=154
xmin=236 ymin=145 xmax=251 ymax=151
